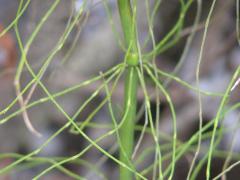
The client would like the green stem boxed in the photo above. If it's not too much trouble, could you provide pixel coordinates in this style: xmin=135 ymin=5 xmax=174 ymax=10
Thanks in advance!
xmin=117 ymin=0 xmax=136 ymax=49
xmin=120 ymin=67 xmax=138 ymax=180
xmin=118 ymin=0 xmax=139 ymax=179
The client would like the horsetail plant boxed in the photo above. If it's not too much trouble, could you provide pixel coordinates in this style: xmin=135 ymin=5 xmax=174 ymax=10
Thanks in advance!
xmin=117 ymin=0 xmax=139 ymax=179
xmin=0 ymin=0 xmax=240 ymax=179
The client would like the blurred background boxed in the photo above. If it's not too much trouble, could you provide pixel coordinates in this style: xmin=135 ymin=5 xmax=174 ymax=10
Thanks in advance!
xmin=0 ymin=0 xmax=240 ymax=179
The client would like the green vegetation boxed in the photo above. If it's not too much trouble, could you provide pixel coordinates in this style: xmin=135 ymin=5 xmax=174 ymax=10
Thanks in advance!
xmin=0 ymin=0 xmax=240 ymax=179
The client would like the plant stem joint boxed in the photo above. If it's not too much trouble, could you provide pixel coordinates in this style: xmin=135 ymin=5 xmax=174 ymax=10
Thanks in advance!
xmin=126 ymin=53 xmax=139 ymax=66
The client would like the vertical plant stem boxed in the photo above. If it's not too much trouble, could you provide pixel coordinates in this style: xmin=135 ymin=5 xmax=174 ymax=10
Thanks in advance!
xmin=118 ymin=0 xmax=139 ymax=179
xmin=120 ymin=67 xmax=138 ymax=180
xmin=117 ymin=0 xmax=137 ymax=49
